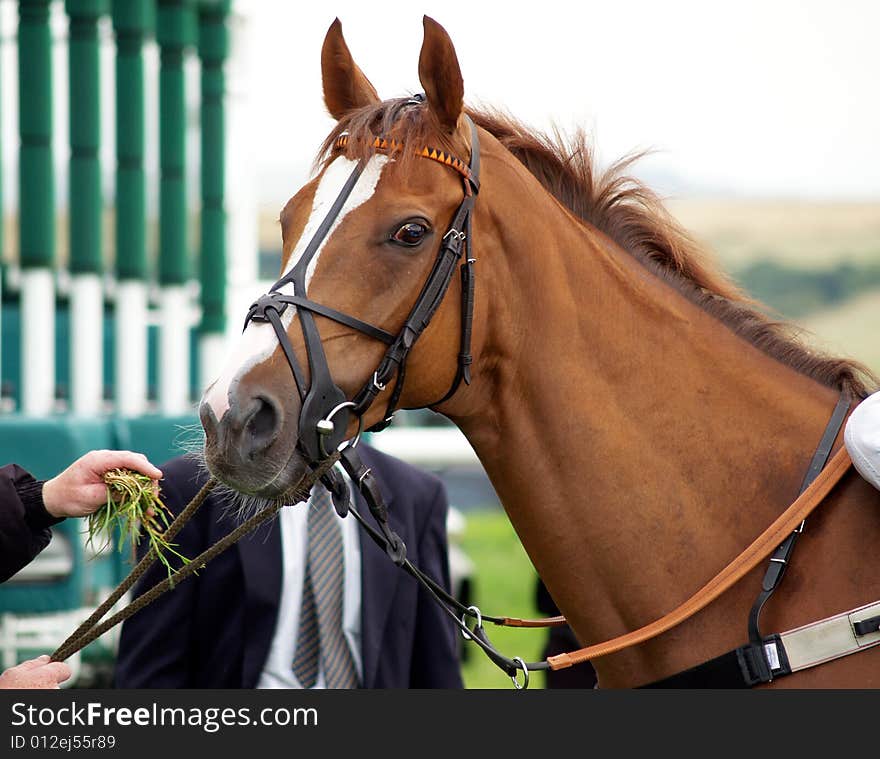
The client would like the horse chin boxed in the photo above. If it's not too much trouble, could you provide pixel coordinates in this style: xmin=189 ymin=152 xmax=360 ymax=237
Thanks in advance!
xmin=204 ymin=443 xmax=311 ymax=503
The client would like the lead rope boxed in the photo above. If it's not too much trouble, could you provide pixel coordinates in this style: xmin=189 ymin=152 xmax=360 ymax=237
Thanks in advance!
xmin=50 ymin=453 xmax=340 ymax=664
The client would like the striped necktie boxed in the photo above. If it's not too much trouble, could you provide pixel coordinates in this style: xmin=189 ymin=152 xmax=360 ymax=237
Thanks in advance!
xmin=292 ymin=487 xmax=359 ymax=688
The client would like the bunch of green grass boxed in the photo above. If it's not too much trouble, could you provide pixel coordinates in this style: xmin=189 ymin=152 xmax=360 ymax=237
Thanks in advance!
xmin=86 ymin=468 xmax=190 ymax=580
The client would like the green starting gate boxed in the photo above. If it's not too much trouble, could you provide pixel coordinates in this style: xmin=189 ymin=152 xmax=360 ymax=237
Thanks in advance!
xmin=0 ymin=0 xmax=233 ymax=686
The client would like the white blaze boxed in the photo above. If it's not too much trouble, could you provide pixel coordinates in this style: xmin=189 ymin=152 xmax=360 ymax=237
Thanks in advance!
xmin=203 ymin=154 xmax=389 ymax=421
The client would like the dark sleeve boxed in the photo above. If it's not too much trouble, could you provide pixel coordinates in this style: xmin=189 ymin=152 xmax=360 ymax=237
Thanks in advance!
xmin=535 ymin=576 xmax=561 ymax=615
xmin=409 ymin=477 xmax=465 ymax=688
xmin=113 ymin=463 xmax=206 ymax=688
xmin=0 ymin=464 xmax=64 ymax=583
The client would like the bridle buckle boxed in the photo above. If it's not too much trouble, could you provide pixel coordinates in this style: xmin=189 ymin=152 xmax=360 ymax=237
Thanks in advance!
xmin=317 ymin=401 xmax=363 ymax=458
xmin=442 ymin=228 xmax=467 ymax=243
xmin=246 ymin=293 xmax=288 ymax=325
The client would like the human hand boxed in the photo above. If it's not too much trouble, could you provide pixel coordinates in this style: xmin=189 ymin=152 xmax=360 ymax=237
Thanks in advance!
xmin=42 ymin=450 xmax=163 ymax=519
xmin=0 ymin=655 xmax=71 ymax=689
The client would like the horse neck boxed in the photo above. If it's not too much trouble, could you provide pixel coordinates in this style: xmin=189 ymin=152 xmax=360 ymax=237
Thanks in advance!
xmin=448 ymin=155 xmax=843 ymax=685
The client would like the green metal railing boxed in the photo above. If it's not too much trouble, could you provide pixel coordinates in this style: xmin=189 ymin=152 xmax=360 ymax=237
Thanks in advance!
xmin=2 ymin=0 xmax=231 ymax=411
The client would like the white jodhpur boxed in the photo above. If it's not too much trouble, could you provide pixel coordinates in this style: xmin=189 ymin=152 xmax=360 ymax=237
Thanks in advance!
xmin=845 ymin=391 xmax=880 ymax=491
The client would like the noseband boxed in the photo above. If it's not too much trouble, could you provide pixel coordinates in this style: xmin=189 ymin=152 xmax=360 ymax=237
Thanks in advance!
xmin=245 ymin=98 xmax=480 ymax=465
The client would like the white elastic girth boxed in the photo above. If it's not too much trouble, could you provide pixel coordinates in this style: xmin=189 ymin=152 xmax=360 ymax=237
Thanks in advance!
xmin=776 ymin=598 xmax=880 ymax=674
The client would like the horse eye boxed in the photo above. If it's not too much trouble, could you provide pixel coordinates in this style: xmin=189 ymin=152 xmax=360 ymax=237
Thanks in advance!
xmin=391 ymin=222 xmax=428 ymax=247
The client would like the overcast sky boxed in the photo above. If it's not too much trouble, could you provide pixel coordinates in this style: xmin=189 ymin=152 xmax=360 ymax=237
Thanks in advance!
xmin=236 ymin=0 xmax=880 ymax=203
xmin=0 ymin=0 xmax=877 ymax=216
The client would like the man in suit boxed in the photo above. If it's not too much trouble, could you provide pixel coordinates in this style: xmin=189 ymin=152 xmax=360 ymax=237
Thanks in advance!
xmin=113 ymin=444 xmax=463 ymax=688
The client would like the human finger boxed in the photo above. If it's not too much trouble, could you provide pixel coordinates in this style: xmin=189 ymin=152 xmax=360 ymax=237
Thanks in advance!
xmin=91 ymin=450 xmax=163 ymax=480
xmin=25 ymin=662 xmax=71 ymax=689
xmin=44 ymin=662 xmax=71 ymax=684
xmin=17 ymin=655 xmax=51 ymax=671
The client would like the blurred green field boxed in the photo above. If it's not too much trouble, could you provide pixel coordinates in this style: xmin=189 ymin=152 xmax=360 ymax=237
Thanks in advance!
xmin=457 ymin=509 xmax=548 ymax=689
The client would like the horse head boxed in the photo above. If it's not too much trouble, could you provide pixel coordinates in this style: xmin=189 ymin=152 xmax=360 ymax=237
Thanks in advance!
xmin=200 ymin=17 xmax=485 ymax=499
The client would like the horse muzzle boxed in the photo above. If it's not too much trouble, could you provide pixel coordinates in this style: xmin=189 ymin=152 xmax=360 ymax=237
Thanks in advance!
xmin=199 ymin=391 xmax=311 ymax=498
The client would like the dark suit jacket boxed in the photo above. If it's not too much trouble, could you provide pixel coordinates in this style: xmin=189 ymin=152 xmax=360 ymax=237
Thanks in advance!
xmin=113 ymin=445 xmax=463 ymax=688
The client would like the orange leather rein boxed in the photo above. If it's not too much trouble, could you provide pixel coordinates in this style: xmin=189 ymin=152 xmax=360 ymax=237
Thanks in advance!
xmin=500 ymin=444 xmax=853 ymax=670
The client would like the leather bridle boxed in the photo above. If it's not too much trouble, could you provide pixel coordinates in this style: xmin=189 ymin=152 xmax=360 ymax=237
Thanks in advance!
xmin=244 ymin=95 xmax=480 ymax=467
xmin=241 ymin=95 xmax=483 ymax=578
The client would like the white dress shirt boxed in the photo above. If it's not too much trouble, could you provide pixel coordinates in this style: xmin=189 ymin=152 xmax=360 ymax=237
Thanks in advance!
xmin=257 ymin=477 xmax=363 ymax=688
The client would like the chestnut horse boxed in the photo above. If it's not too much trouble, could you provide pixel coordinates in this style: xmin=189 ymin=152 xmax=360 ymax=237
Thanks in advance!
xmin=199 ymin=17 xmax=880 ymax=688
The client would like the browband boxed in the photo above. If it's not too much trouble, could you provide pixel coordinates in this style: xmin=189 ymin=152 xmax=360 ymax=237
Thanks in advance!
xmin=334 ymin=133 xmax=479 ymax=194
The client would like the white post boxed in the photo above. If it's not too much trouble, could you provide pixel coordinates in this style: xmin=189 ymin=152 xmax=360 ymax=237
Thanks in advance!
xmin=69 ymin=273 xmax=104 ymax=415
xmin=114 ymin=280 xmax=149 ymax=416
xmin=20 ymin=268 xmax=55 ymax=415
xmin=198 ymin=332 xmax=227 ymax=397
xmin=223 ymin=5 xmax=258 ymax=349
xmin=158 ymin=284 xmax=191 ymax=414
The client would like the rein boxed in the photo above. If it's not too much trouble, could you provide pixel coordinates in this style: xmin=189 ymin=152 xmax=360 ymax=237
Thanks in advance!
xmin=549 ymin=435 xmax=853 ymax=669
xmin=338 ymin=395 xmax=856 ymax=687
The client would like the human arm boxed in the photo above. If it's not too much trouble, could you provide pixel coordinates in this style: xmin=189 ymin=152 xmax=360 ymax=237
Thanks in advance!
xmin=0 ymin=449 xmax=163 ymax=584
xmin=0 ymin=464 xmax=62 ymax=583
xmin=845 ymin=391 xmax=880 ymax=491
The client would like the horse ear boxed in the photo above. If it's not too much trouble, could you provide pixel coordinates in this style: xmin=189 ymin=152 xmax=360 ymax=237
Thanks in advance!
xmin=321 ymin=18 xmax=380 ymax=120
xmin=418 ymin=16 xmax=464 ymax=133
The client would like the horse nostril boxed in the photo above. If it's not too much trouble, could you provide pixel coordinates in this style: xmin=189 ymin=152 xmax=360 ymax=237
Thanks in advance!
xmin=245 ymin=396 xmax=281 ymax=458
xmin=199 ymin=401 xmax=220 ymax=444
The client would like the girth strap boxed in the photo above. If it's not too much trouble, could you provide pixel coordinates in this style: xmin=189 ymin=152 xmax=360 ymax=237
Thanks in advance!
xmin=644 ymin=597 xmax=880 ymax=688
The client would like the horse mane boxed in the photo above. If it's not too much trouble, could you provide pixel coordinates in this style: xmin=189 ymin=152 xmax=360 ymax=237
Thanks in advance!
xmin=319 ymin=98 xmax=877 ymax=399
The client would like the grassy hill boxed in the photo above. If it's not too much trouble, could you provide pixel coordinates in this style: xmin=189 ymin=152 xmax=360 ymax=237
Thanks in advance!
xmin=666 ymin=198 xmax=880 ymax=271
xmin=800 ymin=290 xmax=880 ymax=377
xmin=667 ymin=198 xmax=879 ymax=376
